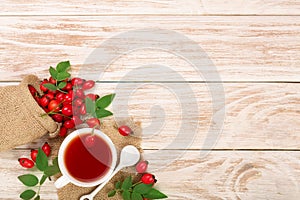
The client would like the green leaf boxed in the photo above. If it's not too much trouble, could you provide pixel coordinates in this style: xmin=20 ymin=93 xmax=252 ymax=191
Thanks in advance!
xmin=85 ymin=97 xmax=96 ymax=114
xmin=36 ymin=148 xmax=48 ymax=171
xmin=58 ymin=81 xmax=67 ymax=89
xmin=53 ymin=157 xmax=58 ymax=167
xmin=20 ymin=190 xmax=36 ymax=200
xmin=115 ymin=181 xmax=121 ymax=189
xmin=95 ymin=109 xmax=113 ymax=119
xmin=122 ymin=190 xmax=131 ymax=200
xmin=57 ymin=71 xmax=71 ymax=81
xmin=18 ymin=174 xmax=39 ymax=187
xmin=44 ymin=165 xmax=60 ymax=177
xmin=131 ymin=192 xmax=143 ymax=200
xmin=56 ymin=61 xmax=71 ymax=73
xmin=43 ymin=83 xmax=57 ymax=91
xmin=122 ymin=176 xmax=132 ymax=190
xmin=49 ymin=67 xmax=58 ymax=79
xmin=133 ymin=183 xmax=153 ymax=195
xmin=108 ymin=190 xmax=116 ymax=197
xmin=143 ymin=188 xmax=168 ymax=199
xmin=96 ymin=93 xmax=115 ymax=109
xmin=34 ymin=195 xmax=40 ymax=200
xmin=40 ymin=175 xmax=47 ymax=185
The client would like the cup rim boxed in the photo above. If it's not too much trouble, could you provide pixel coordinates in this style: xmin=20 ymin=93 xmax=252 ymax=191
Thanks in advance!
xmin=57 ymin=128 xmax=117 ymax=187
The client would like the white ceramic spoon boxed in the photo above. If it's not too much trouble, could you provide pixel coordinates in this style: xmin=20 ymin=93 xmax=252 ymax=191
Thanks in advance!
xmin=80 ymin=145 xmax=140 ymax=200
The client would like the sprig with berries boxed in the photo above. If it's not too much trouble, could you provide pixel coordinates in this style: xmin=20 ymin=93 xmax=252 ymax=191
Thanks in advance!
xmin=108 ymin=160 xmax=168 ymax=200
xmin=18 ymin=143 xmax=60 ymax=200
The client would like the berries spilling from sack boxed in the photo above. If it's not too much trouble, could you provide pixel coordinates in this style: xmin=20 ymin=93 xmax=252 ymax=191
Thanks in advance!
xmin=28 ymin=61 xmax=115 ymax=137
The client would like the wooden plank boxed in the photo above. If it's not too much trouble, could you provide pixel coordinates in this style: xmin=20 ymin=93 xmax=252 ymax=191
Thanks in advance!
xmin=1 ymin=0 xmax=300 ymax=15
xmin=3 ymin=82 xmax=300 ymax=150
xmin=0 ymin=16 xmax=299 ymax=82
xmin=1 ymin=149 xmax=300 ymax=199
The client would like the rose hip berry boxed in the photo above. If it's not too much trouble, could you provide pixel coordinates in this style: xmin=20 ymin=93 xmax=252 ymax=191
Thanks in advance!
xmin=18 ymin=158 xmax=35 ymax=169
xmin=64 ymin=120 xmax=75 ymax=129
xmin=72 ymin=115 xmax=83 ymax=125
xmin=141 ymin=173 xmax=155 ymax=185
xmin=63 ymin=82 xmax=73 ymax=91
xmin=62 ymin=104 xmax=73 ymax=116
xmin=56 ymin=92 xmax=65 ymax=102
xmin=80 ymin=104 xmax=87 ymax=115
xmin=42 ymin=142 xmax=51 ymax=157
xmin=118 ymin=125 xmax=133 ymax=136
xmin=64 ymin=93 xmax=73 ymax=103
xmin=48 ymin=100 xmax=60 ymax=112
xmin=75 ymin=89 xmax=85 ymax=99
xmin=86 ymin=118 xmax=100 ymax=128
xmin=45 ymin=93 xmax=54 ymax=101
xmin=136 ymin=160 xmax=149 ymax=173
xmin=28 ymin=85 xmax=37 ymax=96
xmin=52 ymin=114 xmax=63 ymax=123
xmin=40 ymin=79 xmax=49 ymax=92
xmin=85 ymin=94 xmax=99 ymax=101
xmin=59 ymin=126 xmax=68 ymax=137
xmin=30 ymin=149 xmax=38 ymax=162
xmin=82 ymin=80 xmax=95 ymax=90
xmin=49 ymin=77 xmax=56 ymax=84
xmin=71 ymin=77 xmax=84 ymax=86
xmin=84 ymin=135 xmax=95 ymax=148
xmin=74 ymin=98 xmax=83 ymax=107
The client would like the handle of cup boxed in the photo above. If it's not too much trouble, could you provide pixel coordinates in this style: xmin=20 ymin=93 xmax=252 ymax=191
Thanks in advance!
xmin=54 ymin=175 xmax=69 ymax=189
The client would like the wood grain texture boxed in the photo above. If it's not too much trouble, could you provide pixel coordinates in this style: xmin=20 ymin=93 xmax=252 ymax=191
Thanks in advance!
xmin=0 ymin=16 xmax=299 ymax=81
xmin=1 ymin=0 xmax=300 ymax=15
xmin=2 ymin=82 xmax=298 ymax=150
xmin=1 ymin=149 xmax=300 ymax=200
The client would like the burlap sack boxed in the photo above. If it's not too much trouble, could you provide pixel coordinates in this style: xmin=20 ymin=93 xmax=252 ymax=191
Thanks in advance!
xmin=53 ymin=118 xmax=143 ymax=200
xmin=0 ymin=75 xmax=60 ymax=152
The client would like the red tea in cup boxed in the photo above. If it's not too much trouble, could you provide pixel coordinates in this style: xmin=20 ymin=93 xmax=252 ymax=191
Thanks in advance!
xmin=64 ymin=133 xmax=112 ymax=182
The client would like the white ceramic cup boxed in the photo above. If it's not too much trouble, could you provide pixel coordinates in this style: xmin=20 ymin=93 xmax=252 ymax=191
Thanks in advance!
xmin=54 ymin=128 xmax=117 ymax=188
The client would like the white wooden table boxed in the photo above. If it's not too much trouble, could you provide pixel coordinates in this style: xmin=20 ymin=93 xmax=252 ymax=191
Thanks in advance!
xmin=0 ymin=1 xmax=300 ymax=199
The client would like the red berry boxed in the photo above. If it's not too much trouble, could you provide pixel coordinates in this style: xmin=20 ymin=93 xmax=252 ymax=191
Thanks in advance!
xmin=72 ymin=115 xmax=83 ymax=125
xmin=82 ymin=80 xmax=95 ymax=90
xmin=40 ymin=96 xmax=50 ymax=107
xmin=118 ymin=125 xmax=132 ymax=136
xmin=136 ymin=160 xmax=149 ymax=173
xmin=30 ymin=149 xmax=38 ymax=162
xmin=75 ymin=89 xmax=85 ymax=99
xmin=62 ymin=104 xmax=73 ymax=116
xmin=62 ymin=82 xmax=73 ymax=91
xmin=86 ymin=118 xmax=100 ymax=128
xmin=64 ymin=93 xmax=73 ymax=103
xmin=85 ymin=94 xmax=99 ymax=101
xmin=84 ymin=135 xmax=95 ymax=148
xmin=40 ymin=79 xmax=49 ymax=92
xmin=141 ymin=173 xmax=155 ymax=185
xmin=52 ymin=114 xmax=63 ymax=123
xmin=59 ymin=127 xmax=68 ymax=137
xmin=34 ymin=96 xmax=40 ymax=104
xmin=64 ymin=120 xmax=75 ymax=129
xmin=80 ymin=104 xmax=87 ymax=115
xmin=28 ymin=85 xmax=37 ymax=96
xmin=42 ymin=142 xmax=51 ymax=157
xmin=48 ymin=100 xmax=60 ymax=112
xmin=48 ymin=90 xmax=57 ymax=95
xmin=18 ymin=158 xmax=34 ymax=168
xmin=43 ymin=107 xmax=49 ymax=113
xmin=56 ymin=92 xmax=65 ymax=102
xmin=45 ymin=93 xmax=54 ymax=101
xmin=74 ymin=98 xmax=83 ymax=107
xmin=71 ymin=77 xmax=84 ymax=87
xmin=49 ymin=77 xmax=56 ymax=84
